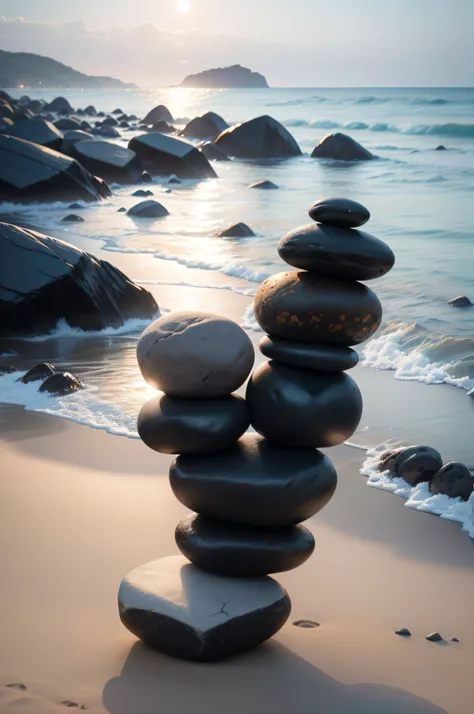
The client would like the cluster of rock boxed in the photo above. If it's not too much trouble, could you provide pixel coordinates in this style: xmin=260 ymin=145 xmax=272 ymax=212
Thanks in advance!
xmin=117 ymin=196 xmax=394 ymax=662
xmin=378 ymin=445 xmax=473 ymax=501
xmin=0 ymin=362 xmax=83 ymax=397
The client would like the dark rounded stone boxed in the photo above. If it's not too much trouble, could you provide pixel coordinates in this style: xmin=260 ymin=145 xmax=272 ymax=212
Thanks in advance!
xmin=378 ymin=447 xmax=408 ymax=475
xmin=175 ymin=514 xmax=315 ymax=576
xmin=61 ymin=130 xmax=95 ymax=155
xmin=435 ymin=145 xmax=447 ymax=151
xmin=246 ymin=361 xmax=362 ymax=448
xmin=448 ymin=296 xmax=472 ymax=307
xmin=277 ymin=223 xmax=394 ymax=281
xmin=1 ymin=118 xmax=64 ymax=151
xmin=0 ymin=364 xmax=18 ymax=375
xmin=248 ymin=180 xmax=279 ymax=190
xmin=137 ymin=393 xmax=250 ymax=455
xmin=118 ymin=555 xmax=291 ymax=662
xmin=426 ymin=632 xmax=443 ymax=642
xmin=61 ymin=214 xmax=84 ymax=223
xmin=450 ymin=637 xmax=460 ymax=642
xmin=168 ymin=176 xmax=182 ymax=184
xmin=429 ymin=462 xmax=473 ymax=501
xmin=68 ymin=203 xmax=84 ymax=209
xmin=311 ymin=132 xmax=375 ymax=161
xmin=137 ymin=311 xmax=255 ymax=398
xmin=169 ymin=432 xmax=337 ymax=527
xmin=132 ymin=189 xmax=154 ymax=197
xmin=254 ymin=271 xmax=382 ymax=347
xmin=215 ymin=115 xmax=301 ymax=158
xmin=308 ymin=197 xmax=370 ymax=228
xmin=180 ymin=112 xmax=228 ymax=140
xmin=127 ymin=200 xmax=169 ymax=218
xmin=259 ymin=335 xmax=359 ymax=372
xmin=39 ymin=372 xmax=83 ymax=396
xmin=142 ymin=105 xmax=174 ymax=124
xmin=216 ymin=222 xmax=255 ymax=238
xmin=395 ymin=628 xmax=412 ymax=637
xmin=20 ymin=362 xmax=56 ymax=384
xmin=395 ymin=445 xmax=443 ymax=485
xmin=293 ymin=620 xmax=320 ymax=628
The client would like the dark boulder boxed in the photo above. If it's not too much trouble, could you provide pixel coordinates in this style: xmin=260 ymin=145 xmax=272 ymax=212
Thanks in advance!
xmin=0 ymin=223 xmax=158 ymax=337
xmin=61 ymin=214 xmax=84 ymax=222
xmin=45 ymin=97 xmax=73 ymax=114
xmin=435 ymin=145 xmax=447 ymax=151
xmin=101 ymin=116 xmax=119 ymax=127
xmin=24 ymin=100 xmax=44 ymax=114
xmin=119 ymin=121 xmax=129 ymax=128
xmin=21 ymin=363 xmax=56 ymax=384
xmin=54 ymin=117 xmax=82 ymax=131
xmin=70 ymin=140 xmax=142 ymax=183
xmin=93 ymin=125 xmax=120 ymax=139
xmin=309 ymin=197 xmax=370 ymax=228
xmin=180 ymin=112 xmax=228 ymax=140
xmin=429 ymin=462 xmax=473 ymax=501
xmin=311 ymin=132 xmax=375 ymax=161
xmin=248 ymin=180 xmax=279 ymax=190
xmin=168 ymin=176 xmax=182 ymax=184
xmin=142 ymin=105 xmax=174 ymax=124
xmin=141 ymin=171 xmax=153 ymax=183
xmin=127 ymin=200 xmax=169 ymax=218
xmin=150 ymin=121 xmax=175 ymax=134
xmin=84 ymin=106 xmax=97 ymax=115
xmin=39 ymin=371 xmax=84 ymax=396
xmin=0 ymin=135 xmax=105 ymax=203
xmin=215 ymin=115 xmax=301 ymax=158
xmin=175 ymin=514 xmax=315 ymax=577
xmin=0 ymin=102 xmax=14 ymax=119
xmin=117 ymin=207 xmax=127 ymax=212
xmin=129 ymin=133 xmax=217 ymax=179
xmin=0 ymin=118 xmax=64 ymax=150
xmin=198 ymin=141 xmax=230 ymax=162
xmin=216 ymin=222 xmax=255 ymax=238
xmin=448 ymin=296 xmax=472 ymax=307
xmin=61 ymin=130 xmax=95 ymax=154
xmin=0 ymin=117 xmax=14 ymax=131
xmin=112 ymin=108 xmax=123 ymax=115
xmin=395 ymin=446 xmax=443 ymax=485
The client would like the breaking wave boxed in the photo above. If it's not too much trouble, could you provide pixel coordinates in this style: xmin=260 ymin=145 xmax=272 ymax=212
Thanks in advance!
xmin=283 ymin=118 xmax=474 ymax=138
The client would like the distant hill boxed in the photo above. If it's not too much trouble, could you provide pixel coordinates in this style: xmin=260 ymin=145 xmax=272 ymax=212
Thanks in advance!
xmin=180 ymin=65 xmax=269 ymax=89
xmin=0 ymin=50 xmax=135 ymax=89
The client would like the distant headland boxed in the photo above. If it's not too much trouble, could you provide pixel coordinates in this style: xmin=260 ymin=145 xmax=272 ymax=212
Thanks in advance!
xmin=0 ymin=50 xmax=135 ymax=90
xmin=180 ymin=65 xmax=269 ymax=89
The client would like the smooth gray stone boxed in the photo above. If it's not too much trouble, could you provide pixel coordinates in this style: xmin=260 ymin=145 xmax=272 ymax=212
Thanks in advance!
xmin=429 ymin=462 xmax=473 ymax=501
xmin=448 ymin=296 xmax=472 ymax=307
xmin=142 ymin=105 xmax=174 ymax=124
xmin=308 ymin=197 xmax=370 ymax=228
xmin=395 ymin=445 xmax=443 ymax=485
xmin=0 ymin=223 xmax=158 ymax=337
xmin=248 ymin=180 xmax=279 ymax=190
xmin=175 ymin=514 xmax=315 ymax=576
xmin=277 ymin=223 xmax=395 ymax=281
xmin=0 ymin=134 xmax=104 ymax=203
xmin=127 ymin=200 xmax=169 ymax=218
xmin=259 ymin=335 xmax=359 ymax=371
xmin=180 ymin=112 xmax=228 ymax=140
xmin=117 ymin=207 xmax=126 ymax=212
xmin=39 ymin=371 xmax=83 ymax=396
xmin=54 ymin=117 xmax=81 ymax=131
xmin=198 ymin=141 xmax=230 ymax=162
xmin=137 ymin=311 xmax=254 ymax=398
xmin=293 ymin=620 xmax=320 ymax=628
xmin=0 ymin=118 xmax=63 ymax=150
xmin=137 ymin=393 xmax=250 ymax=454
xmin=101 ymin=116 xmax=119 ymax=127
xmin=21 ymin=362 xmax=56 ymax=384
xmin=216 ymin=222 xmax=255 ymax=238
xmin=215 ymin=115 xmax=301 ymax=158
xmin=254 ymin=270 xmax=382 ymax=347
xmin=246 ymin=361 xmax=362 ymax=449
xmin=70 ymin=140 xmax=142 ymax=184
xmin=395 ymin=628 xmax=412 ymax=637
xmin=118 ymin=555 xmax=291 ymax=662
xmin=378 ymin=447 xmax=409 ymax=475
xmin=169 ymin=432 xmax=337 ymax=527
xmin=61 ymin=130 xmax=95 ymax=154
xmin=129 ymin=133 xmax=216 ymax=179
xmin=311 ymin=132 xmax=375 ymax=161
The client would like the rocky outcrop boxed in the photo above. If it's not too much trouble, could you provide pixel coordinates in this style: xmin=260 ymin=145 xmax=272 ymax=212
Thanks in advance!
xmin=215 ymin=115 xmax=301 ymax=158
xmin=0 ymin=223 xmax=158 ymax=337
xmin=0 ymin=134 xmax=105 ymax=203
xmin=180 ymin=65 xmax=269 ymax=89
xmin=128 ymin=133 xmax=217 ymax=179
xmin=311 ymin=133 xmax=375 ymax=161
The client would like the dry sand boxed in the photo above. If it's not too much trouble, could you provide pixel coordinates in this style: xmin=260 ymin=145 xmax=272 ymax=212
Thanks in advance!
xmin=1 ymin=405 xmax=473 ymax=714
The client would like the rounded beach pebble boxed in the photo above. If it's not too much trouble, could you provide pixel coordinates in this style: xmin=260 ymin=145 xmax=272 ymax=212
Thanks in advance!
xmin=395 ymin=445 xmax=443 ymax=486
xmin=137 ymin=393 xmax=250 ymax=454
xmin=118 ymin=555 xmax=291 ymax=661
xmin=429 ymin=462 xmax=473 ymax=501
xmin=308 ymin=197 xmax=370 ymax=228
xmin=259 ymin=335 xmax=359 ymax=372
xmin=175 ymin=514 xmax=315 ymax=577
xmin=137 ymin=311 xmax=255 ymax=398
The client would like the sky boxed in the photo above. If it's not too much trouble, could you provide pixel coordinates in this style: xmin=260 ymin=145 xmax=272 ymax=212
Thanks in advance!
xmin=1 ymin=0 xmax=473 ymax=86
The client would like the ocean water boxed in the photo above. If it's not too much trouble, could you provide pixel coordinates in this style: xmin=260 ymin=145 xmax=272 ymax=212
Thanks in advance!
xmin=1 ymin=86 xmax=474 ymax=447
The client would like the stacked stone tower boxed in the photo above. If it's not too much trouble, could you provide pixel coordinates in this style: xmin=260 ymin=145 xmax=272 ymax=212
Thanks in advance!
xmin=118 ymin=197 xmax=394 ymax=662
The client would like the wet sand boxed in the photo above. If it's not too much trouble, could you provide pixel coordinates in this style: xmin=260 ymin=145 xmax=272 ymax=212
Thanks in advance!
xmin=1 ymin=404 xmax=473 ymax=714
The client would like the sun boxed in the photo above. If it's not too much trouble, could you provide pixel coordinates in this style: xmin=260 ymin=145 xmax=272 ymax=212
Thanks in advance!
xmin=177 ymin=0 xmax=191 ymax=12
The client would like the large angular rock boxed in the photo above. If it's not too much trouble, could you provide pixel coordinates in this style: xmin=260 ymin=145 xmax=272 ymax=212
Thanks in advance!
xmin=215 ymin=115 xmax=301 ymax=158
xmin=0 ymin=118 xmax=64 ymax=150
xmin=312 ymin=132 xmax=375 ymax=161
xmin=277 ymin=223 xmax=395 ymax=281
xmin=180 ymin=112 xmax=228 ymax=139
xmin=118 ymin=555 xmax=291 ymax=662
xmin=169 ymin=432 xmax=337 ymax=527
xmin=175 ymin=514 xmax=315 ymax=577
xmin=137 ymin=311 xmax=254 ymax=397
xmin=142 ymin=105 xmax=174 ymax=124
xmin=0 ymin=135 xmax=105 ymax=203
xmin=61 ymin=130 xmax=95 ymax=154
xmin=137 ymin=393 xmax=250 ymax=454
xmin=0 ymin=223 xmax=158 ymax=337
xmin=129 ymin=133 xmax=217 ymax=179
xmin=254 ymin=270 xmax=382 ymax=346
xmin=246 ymin=361 xmax=363 ymax=448
xmin=198 ymin=141 xmax=230 ymax=162
xmin=259 ymin=335 xmax=359 ymax=372
xmin=70 ymin=140 xmax=142 ymax=183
